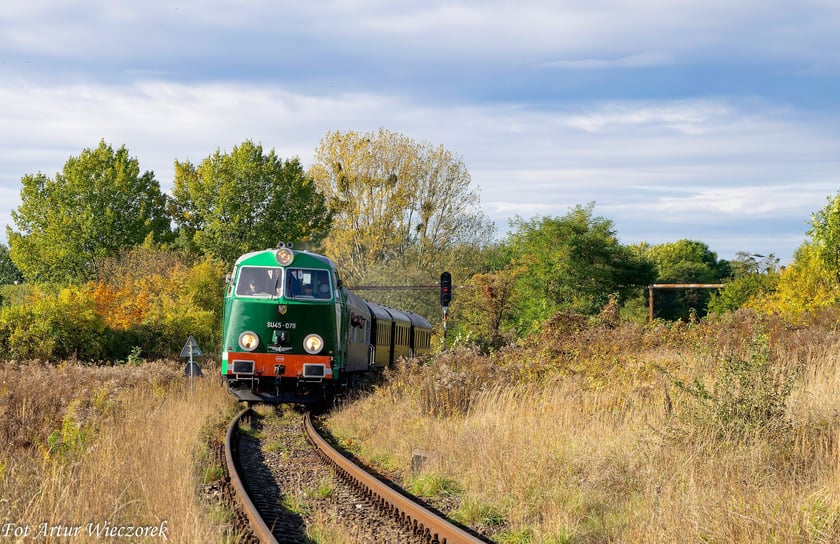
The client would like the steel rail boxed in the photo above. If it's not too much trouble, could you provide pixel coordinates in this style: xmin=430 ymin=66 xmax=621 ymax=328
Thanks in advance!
xmin=224 ymin=408 xmax=280 ymax=544
xmin=303 ymin=412 xmax=486 ymax=544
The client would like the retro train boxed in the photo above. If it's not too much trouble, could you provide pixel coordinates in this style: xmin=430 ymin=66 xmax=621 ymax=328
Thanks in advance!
xmin=220 ymin=244 xmax=432 ymax=403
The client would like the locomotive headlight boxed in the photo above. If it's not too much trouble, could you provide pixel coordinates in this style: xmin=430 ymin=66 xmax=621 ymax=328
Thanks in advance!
xmin=238 ymin=331 xmax=259 ymax=352
xmin=303 ymin=334 xmax=324 ymax=354
xmin=275 ymin=248 xmax=294 ymax=266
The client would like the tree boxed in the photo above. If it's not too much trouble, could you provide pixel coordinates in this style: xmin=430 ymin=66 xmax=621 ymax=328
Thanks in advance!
xmin=452 ymin=266 xmax=524 ymax=350
xmin=169 ymin=140 xmax=331 ymax=265
xmin=757 ymin=243 xmax=838 ymax=316
xmin=807 ymin=191 xmax=840 ymax=286
xmin=644 ymin=239 xmax=730 ymax=320
xmin=7 ymin=141 xmax=171 ymax=283
xmin=0 ymin=244 xmax=23 ymax=285
xmin=707 ymin=251 xmax=781 ymax=314
xmin=308 ymin=128 xmax=495 ymax=283
xmin=505 ymin=204 xmax=656 ymax=331
xmin=708 ymin=272 xmax=779 ymax=314
xmin=730 ymin=251 xmax=780 ymax=277
xmin=749 ymin=194 xmax=840 ymax=317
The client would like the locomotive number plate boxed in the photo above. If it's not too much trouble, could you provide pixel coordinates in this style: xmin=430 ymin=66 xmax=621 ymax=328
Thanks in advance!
xmin=267 ymin=321 xmax=297 ymax=330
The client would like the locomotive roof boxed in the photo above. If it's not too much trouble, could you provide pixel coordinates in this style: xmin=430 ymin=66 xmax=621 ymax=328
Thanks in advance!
xmin=234 ymin=248 xmax=336 ymax=270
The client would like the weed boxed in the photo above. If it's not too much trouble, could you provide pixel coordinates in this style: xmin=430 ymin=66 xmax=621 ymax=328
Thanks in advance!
xmin=537 ymin=529 xmax=576 ymax=544
xmin=282 ymin=493 xmax=312 ymax=516
xmin=126 ymin=346 xmax=145 ymax=366
xmin=453 ymin=496 xmax=507 ymax=529
xmin=202 ymin=465 xmax=225 ymax=484
xmin=44 ymin=398 xmax=94 ymax=460
xmin=264 ymin=441 xmax=285 ymax=454
xmin=304 ymin=478 xmax=335 ymax=500
xmin=206 ymin=504 xmax=236 ymax=525
xmin=304 ymin=511 xmax=344 ymax=544
xmin=660 ymin=330 xmax=797 ymax=441
xmin=406 ymin=472 xmax=462 ymax=498
xmin=496 ymin=527 xmax=534 ymax=544
xmin=802 ymin=489 xmax=840 ymax=541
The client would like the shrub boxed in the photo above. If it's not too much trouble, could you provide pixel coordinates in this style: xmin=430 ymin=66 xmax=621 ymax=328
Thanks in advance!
xmin=708 ymin=273 xmax=779 ymax=314
xmin=0 ymin=247 xmax=225 ymax=363
xmin=660 ymin=330 xmax=797 ymax=441
xmin=0 ymin=285 xmax=106 ymax=360
xmin=384 ymin=346 xmax=498 ymax=417
xmin=92 ymin=248 xmax=224 ymax=360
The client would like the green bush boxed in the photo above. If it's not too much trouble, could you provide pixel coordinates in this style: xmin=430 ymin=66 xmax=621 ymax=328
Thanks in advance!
xmin=708 ymin=272 xmax=779 ymax=314
xmin=0 ymin=248 xmax=225 ymax=363
xmin=661 ymin=330 xmax=796 ymax=441
xmin=0 ymin=286 xmax=106 ymax=360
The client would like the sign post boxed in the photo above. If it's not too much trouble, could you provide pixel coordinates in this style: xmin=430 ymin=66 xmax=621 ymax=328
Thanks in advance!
xmin=180 ymin=335 xmax=204 ymax=392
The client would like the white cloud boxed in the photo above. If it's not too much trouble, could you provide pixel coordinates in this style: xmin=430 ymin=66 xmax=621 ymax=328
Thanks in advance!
xmin=0 ymin=80 xmax=831 ymax=265
xmin=538 ymin=52 xmax=675 ymax=70
xmin=612 ymin=185 xmax=829 ymax=219
xmin=2 ymin=0 xmax=840 ymax=268
xmin=4 ymin=0 xmax=839 ymax=72
xmin=561 ymin=101 xmax=733 ymax=134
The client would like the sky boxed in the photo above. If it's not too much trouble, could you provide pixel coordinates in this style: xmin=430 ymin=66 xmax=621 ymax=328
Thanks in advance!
xmin=2 ymin=1 xmax=840 ymax=265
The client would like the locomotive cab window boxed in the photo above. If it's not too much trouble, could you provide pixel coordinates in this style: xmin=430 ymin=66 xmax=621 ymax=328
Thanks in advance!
xmin=236 ymin=266 xmax=283 ymax=297
xmin=285 ymin=268 xmax=332 ymax=300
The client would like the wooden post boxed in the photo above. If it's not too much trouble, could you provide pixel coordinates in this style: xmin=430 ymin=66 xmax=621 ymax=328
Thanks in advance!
xmin=649 ymin=285 xmax=654 ymax=323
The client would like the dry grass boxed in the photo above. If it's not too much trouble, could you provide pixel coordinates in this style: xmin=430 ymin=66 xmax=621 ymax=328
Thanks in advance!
xmin=327 ymin=314 xmax=840 ymax=543
xmin=0 ymin=360 xmax=241 ymax=543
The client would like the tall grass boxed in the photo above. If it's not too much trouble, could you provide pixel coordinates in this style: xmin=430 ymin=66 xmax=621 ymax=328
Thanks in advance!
xmin=328 ymin=313 xmax=840 ymax=543
xmin=0 ymin=361 xmax=240 ymax=543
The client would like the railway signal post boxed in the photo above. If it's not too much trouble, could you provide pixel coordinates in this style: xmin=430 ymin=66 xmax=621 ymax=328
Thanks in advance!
xmin=440 ymin=272 xmax=452 ymax=346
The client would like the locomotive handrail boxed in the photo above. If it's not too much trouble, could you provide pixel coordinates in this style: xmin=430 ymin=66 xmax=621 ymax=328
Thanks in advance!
xmin=225 ymin=408 xmax=280 ymax=544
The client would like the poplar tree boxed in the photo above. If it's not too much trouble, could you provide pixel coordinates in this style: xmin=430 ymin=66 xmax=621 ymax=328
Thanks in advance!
xmin=308 ymin=128 xmax=495 ymax=283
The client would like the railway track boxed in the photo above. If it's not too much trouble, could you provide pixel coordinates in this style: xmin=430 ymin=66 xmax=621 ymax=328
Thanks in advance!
xmin=224 ymin=407 xmax=490 ymax=544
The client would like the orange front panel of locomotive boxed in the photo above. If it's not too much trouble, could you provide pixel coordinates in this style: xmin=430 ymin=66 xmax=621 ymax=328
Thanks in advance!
xmin=226 ymin=352 xmax=333 ymax=378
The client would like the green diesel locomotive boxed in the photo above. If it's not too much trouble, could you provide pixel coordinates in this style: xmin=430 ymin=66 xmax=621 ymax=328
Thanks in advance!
xmin=221 ymin=244 xmax=432 ymax=404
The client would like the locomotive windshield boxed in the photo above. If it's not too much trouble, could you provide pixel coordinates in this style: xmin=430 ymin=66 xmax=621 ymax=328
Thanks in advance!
xmin=285 ymin=268 xmax=332 ymax=299
xmin=235 ymin=266 xmax=283 ymax=297
xmin=234 ymin=266 xmax=332 ymax=300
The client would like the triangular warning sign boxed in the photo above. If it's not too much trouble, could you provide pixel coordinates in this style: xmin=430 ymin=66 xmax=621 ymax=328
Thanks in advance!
xmin=180 ymin=335 xmax=204 ymax=358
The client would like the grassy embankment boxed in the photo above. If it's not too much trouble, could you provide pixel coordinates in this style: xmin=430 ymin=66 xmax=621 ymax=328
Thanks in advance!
xmin=0 ymin=360 xmax=242 ymax=543
xmin=327 ymin=310 xmax=840 ymax=543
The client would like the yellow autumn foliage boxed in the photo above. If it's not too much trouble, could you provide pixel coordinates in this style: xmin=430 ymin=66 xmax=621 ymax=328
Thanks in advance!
xmin=751 ymin=244 xmax=840 ymax=320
